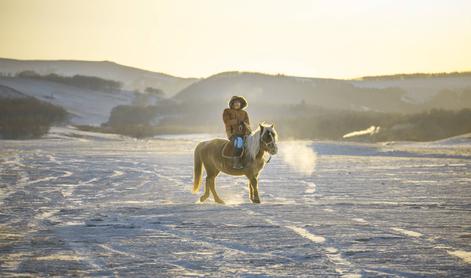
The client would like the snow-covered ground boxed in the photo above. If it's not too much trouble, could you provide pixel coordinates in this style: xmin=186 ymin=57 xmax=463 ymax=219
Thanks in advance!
xmin=1 ymin=128 xmax=470 ymax=276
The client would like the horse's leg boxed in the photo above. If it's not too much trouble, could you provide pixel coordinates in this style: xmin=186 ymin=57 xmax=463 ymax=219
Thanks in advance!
xmin=250 ymin=177 xmax=260 ymax=204
xmin=248 ymin=180 xmax=254 ymax=201
xmin=208 ymin=172 xmax=224 ymax=204
xmin=199 ymin=177 xmax=211 ymax=202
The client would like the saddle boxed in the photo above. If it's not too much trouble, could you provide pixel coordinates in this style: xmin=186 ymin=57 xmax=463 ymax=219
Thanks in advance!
xmin=221 ymin=140 xmax=244 ymax=159
xmin=222 ymin=140 xmax=246 ymax=169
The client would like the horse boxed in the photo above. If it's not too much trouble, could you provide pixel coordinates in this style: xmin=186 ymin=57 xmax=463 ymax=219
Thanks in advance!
xmin=192 ymin=123 xmax=278 ymax=204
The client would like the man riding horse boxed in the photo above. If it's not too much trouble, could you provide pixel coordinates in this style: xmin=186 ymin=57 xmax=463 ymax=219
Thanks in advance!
xmin=222 ymin=96 xmax=252 ymax=169
xmin=191 ymin=95 xmax=278 ymax=204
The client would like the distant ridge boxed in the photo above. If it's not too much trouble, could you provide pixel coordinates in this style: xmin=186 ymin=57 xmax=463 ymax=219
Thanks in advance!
xmin=357 ymin=71 xmax=471 ymax=81
xmin=0 ymin=57 xmax=180 ymax=78
xmin=0 ymin=57 xmax=198 ymax=97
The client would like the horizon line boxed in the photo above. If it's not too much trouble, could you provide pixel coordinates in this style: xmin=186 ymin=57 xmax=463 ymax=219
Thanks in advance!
xmin=1 ymin=56 xmax=470 ymax=81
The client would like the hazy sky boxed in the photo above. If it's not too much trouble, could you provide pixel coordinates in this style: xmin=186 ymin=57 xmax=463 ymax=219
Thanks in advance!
xmin=1 ymin=0 xmax=470 ymax=78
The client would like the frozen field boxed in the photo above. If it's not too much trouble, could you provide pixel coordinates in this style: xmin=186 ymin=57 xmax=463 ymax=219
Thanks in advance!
xmin=1 ymin=128 xmax=470 ymax=277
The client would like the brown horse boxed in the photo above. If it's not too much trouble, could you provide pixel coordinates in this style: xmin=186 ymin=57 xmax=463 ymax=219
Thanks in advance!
xmin=192 ymin=123 xmax=278 ymax=204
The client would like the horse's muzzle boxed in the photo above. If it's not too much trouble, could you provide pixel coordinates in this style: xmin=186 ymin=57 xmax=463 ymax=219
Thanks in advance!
xmin=268 ymin=145 xmax=278 ymax=155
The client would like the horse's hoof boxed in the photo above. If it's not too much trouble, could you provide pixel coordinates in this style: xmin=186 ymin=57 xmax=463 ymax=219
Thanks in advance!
xmin=215 ymin=199 xmax=225 ymax=205
xmin=252 ymin=198 xmax=261 ymax=204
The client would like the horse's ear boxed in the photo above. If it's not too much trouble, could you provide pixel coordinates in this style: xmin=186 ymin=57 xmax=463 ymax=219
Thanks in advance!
xmin=259 ymin=123 xmax=264 ymax=133
xmin=270 ymin=124 xmax=274 ymax=128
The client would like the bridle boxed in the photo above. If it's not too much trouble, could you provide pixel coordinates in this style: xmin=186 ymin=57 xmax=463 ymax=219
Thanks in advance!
xmin=260 ymin=127 xmax=276 ymax=163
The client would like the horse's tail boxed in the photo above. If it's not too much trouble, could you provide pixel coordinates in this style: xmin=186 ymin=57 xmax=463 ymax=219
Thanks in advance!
xmin=192 ymin=143 xmax=204 ymax=193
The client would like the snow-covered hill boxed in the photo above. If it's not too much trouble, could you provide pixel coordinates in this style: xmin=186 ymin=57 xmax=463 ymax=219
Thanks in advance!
xmin=0 ymin=84 xmax=28 ymax=98
xmin=0 ymin=58 xmax=198 ymax=97
xmin=0 ymin=77 xmax=134 ymax=125
xmin=174 ymin=71 xmax=471 ymax=113
xmin=351 ymin=76 xmax=471 ymax=103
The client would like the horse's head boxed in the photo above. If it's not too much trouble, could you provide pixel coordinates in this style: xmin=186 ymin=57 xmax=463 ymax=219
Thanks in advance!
xmin=259 ymin=123 xmax=278 ymax=155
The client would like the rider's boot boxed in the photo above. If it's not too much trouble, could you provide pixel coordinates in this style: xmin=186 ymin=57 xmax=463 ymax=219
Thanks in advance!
xmin=232 ymin=157 xmax=243 ymax=169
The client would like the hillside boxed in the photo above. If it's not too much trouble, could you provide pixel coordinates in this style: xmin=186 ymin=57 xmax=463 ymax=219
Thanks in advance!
xmin=1 ymin=59 xmax=470 ymax=131
xmin=0 ymin=77 xmax=134 ymax=125
xmin=0 ymin=84 xmax=28 ymax=98
xmin=156 ymin=71 xmax=471 ymax=140
xmin=352 ymin=75 xmax=471 ymax=103
xmin=174 ymin=71 xmax=413 ymax=113
xmin=0 ymin=58 xmax=198 ymax=97
xmin=173 ymin=71 xmax=471 ymax=114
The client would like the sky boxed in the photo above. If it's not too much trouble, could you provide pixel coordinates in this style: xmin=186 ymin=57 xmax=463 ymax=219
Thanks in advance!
xmin=0 ymin=0 xmax=470 ymax=78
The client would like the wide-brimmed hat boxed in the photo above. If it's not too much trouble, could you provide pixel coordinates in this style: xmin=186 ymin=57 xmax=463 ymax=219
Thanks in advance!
xmin=228 ymin=96 xmax=248 ymax=109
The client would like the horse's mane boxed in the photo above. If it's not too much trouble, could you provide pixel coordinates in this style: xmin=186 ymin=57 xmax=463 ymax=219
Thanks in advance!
xmin=246 ymin=123 xmax=277 ymax=160
xmin=246 ymin=128 xmax=261 ymax=160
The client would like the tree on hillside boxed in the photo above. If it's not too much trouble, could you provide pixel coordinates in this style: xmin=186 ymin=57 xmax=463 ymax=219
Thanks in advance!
xmin=0 ymin=97 xmax=68 ymax=139
xmin=15 ymin=71 xmax=123 ymax=92
xmin=144 ymin=87 xmax=164 ymax=97
xmin=104 ymin=104 xmax=159 ymax=138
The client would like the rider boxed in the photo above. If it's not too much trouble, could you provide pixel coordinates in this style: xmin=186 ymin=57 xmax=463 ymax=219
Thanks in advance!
xmin=223 ymin=96 xmax=252 ymax=169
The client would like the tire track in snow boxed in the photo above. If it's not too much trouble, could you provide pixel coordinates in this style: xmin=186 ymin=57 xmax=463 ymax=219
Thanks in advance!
xmin=0 ymin=153 xmax=30 ymax=207
xmin=46 ymin=154 xmax=62 ymax=165
xmin=300 ymin=173 xmax=471 ymax=270
xmin=27 ymin=176 xmax=58 ymax=185
xmin=91 ymin=226 xmax=261 ymax=276
xmin=278 ymin=220 xmax=360 ymax=277
xmin=241 ymin=171 xmax=469 ymax=275
xmin=138 ymin=205 xmax=293 ymax=260
xmin=446 ymin=250 xmax=471 ymax=264
xmin=11 ymin=151 xmax=72 ymax=185
xmin=343 ymin=215 xmax=471 ymax=266
xmin=391 ymin=227 xmax=423 ymax=238
xmin=98 ymin=244 xmax=133 ymax=256
xmin=286 ymin=225 xmax=326 ymax=243
xmin=243 ymin=208 xmax=362 ymax=277
xmin=110 ymin=170 xmax=124 ymax=178
xmin=228 ymin=178 xmax=361 ymax=276
xmin=61 ymin=170 xmax=73 ymax=178
xmin=389 ymin=226 xmax=471 ymax=265
xmin=303 ymin=181 xmax=317 ymax=194
xmin=92 ymin=196 xmax=301 ymax=275
xmin=18 ymin=151 xmax=105 ymax=273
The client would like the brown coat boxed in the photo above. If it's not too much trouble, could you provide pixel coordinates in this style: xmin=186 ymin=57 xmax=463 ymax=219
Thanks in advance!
xmin=223 ymin=96 xmax=251 ymax=138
